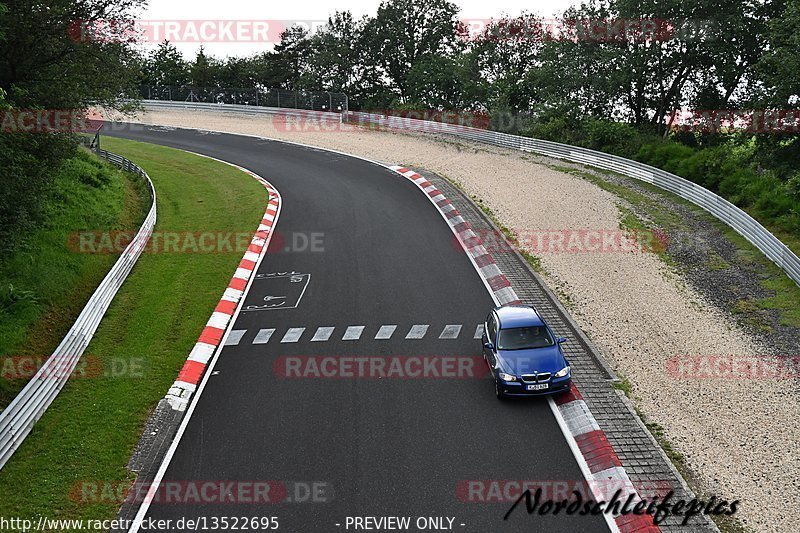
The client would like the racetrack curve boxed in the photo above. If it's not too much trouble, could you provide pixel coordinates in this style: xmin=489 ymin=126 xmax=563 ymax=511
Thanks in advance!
xmin=106 ymin=124 xmax=609 ymax=533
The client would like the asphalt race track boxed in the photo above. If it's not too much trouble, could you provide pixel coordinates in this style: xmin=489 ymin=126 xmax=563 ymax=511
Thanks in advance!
xmin=105 ymin=124 xmax=609 ymax=533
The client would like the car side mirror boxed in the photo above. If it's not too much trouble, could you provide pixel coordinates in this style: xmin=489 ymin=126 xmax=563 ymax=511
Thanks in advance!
xmin=557 ymin=337 xmax=568 ymax=344
xmin=484 ymin=342 xmax=494 ymax=350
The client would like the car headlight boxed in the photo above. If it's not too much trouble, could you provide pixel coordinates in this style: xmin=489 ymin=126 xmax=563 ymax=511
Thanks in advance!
xmin=498 ymin=372 xmax=517 ymax=382
xmin=554 ymin=366 xmax=570 ymax=378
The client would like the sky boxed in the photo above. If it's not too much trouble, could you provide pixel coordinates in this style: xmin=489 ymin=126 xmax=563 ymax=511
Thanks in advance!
xmin=135 ymin=0 xmax=581 ymax=58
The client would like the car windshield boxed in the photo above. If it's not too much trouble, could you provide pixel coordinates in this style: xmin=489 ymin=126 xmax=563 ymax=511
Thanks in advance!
xmin=497 ymin=326 xmax=554 ymax=350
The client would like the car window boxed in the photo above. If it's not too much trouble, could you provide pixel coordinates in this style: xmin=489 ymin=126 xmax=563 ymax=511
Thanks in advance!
xmin=497 ymin=326 xmax=554 ymax=350
xmin=486 ymin=313 xmax=497 ymax=343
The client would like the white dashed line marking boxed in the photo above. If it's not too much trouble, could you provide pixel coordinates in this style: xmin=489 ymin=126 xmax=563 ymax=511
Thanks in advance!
xmin=342 ymin=326 xmax=365 ymax=340
xmin=312 ymin=327 xmax=335 ymax=341
xmin=439 ymin=325 xmax=462 ymax=339
xmin=253 ymin=328 xmax=275 ymax=344
xmin=281 ymin=328 xmax=305 ymax=343
xmin=237 ymin=323 xmax=484 ymax=344
xmin=405 ymin=325 xmax=429 ymax=339
xmin=225 ymin=330 xmax=246 ymax=346
xmin=375 ymin=325 xmax=397 ymax=339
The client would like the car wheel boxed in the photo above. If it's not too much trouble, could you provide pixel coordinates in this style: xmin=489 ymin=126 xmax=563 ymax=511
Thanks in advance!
xmin=494 ymin=379 xmax=506 ymax=400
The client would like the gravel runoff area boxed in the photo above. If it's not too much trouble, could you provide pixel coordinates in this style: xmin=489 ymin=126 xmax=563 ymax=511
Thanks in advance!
xmin=112 ymin=108 xmax=798 ymax=533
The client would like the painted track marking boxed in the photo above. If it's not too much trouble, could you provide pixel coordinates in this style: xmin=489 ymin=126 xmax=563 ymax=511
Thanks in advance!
xmin=405 ymin=324 xmax=429 ymax=339
xmin=224 ymin=330 xmax=246 ymax=346
xmin=281 ymin=328 xmax=305 ymax=343
xmin=375 ymin=325 xmax=397 ymax=339
xmin=439 ymin=324 xmax=462 ymax=339
xmin=311 ymin=326 xmax=335 ymax=342
xmin=253 ymin=328 xmax=275 ymax=344
xmin=342 ymin=325 xmax=365 ymax=340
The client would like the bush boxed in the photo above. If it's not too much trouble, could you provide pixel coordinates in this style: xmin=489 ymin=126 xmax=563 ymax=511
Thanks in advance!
xmin=787 ymin=173 xmax=800 ymax=201
xmin=675 ymin=146 xmax=735 ymax=190
xmin=522 ymin=116 xmax=579 ymax=144
xmin=583 ymin=119 xmax=645 ymax=159
xmin=635 ymin=141 xmax=695 ymax=172
xmin=0 ymin=134 xmax=77 ymax=253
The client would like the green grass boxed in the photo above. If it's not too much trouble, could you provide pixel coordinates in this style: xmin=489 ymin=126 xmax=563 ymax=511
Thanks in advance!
xmin=0 ymin=138 xmax=268 ymax=526
xmin=611 ymin=376 xmax=633 ymax=396
xmin=0 ymin=149 xmax=149 ymax=406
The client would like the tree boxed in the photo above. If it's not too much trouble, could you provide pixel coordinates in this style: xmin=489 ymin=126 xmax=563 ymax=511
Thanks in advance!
xmin=0 ymin=0 xmax=144 ymax=110
xmin=757 ymin=0 xmax=799 ymax=106
xmin=267 ymin=26 xmax=315 ymax=89
xmin=143 ymin=40 xmax=189 ymax=87
xmin=190 ymin=46 xmax=219 ymax=88
xmin=308 ymin=12 xmax=368 ymax=95
xmin=363 ymin=0 xmax=465 ymax=99
xmin=469 ymin=12 xmax=545 ymax=113
xmin=406 ymin=55 xmax=476 ymax=109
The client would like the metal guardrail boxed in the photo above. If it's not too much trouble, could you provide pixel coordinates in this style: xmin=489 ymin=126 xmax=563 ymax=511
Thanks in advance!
xmin=347 ymin=111 xmax=800 ymax=287
xmin=140 ymin=85 xmax=349 ymax=112
xmin=142 ymin=100 xmax=344 ymax=123
xmin=0 ymin=148 xmax=156 ymax=470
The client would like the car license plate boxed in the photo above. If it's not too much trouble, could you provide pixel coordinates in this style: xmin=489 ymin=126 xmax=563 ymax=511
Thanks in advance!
xmin=527 ymin=383 xmax=549 ymax=391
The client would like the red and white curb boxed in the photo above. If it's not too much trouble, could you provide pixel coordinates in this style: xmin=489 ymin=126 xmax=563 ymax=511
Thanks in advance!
xmin=165 ymin=163 xmax=281 ymax=411
xmin=389 ymin=165 xmax=659 ymax=533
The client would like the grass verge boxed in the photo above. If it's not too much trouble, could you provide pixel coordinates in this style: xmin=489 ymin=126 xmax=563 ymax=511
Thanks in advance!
xmin=0 ymin=137 xmax=267 ymax=526
xmin=0 ymin=148 xmax=150 ymax=407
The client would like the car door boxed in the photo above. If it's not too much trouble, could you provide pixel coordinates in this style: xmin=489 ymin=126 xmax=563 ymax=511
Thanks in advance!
xmin=482 ymin=311 xmax=498 ymax=370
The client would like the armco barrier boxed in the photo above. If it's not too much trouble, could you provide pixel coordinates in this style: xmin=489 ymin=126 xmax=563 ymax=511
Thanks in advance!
xmin=348 ymin=111 xmax=800 ymax=287
xmin=142 ymin=99 xmax=343 ymax=123
xmin=0 ymin=148 xmax=156 ymax=470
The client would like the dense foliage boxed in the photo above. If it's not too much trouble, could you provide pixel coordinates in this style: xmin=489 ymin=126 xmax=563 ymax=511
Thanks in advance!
xmin=0 ymin=0 xmax=144 ymax=251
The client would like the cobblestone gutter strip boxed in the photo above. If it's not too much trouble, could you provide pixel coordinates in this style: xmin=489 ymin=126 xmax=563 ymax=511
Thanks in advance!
xmin=420 ymin=169 xmax=719 ymax=533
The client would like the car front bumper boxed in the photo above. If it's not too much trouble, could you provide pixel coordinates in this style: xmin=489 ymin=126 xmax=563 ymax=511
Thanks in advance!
xmin=497 ymin=376 xmax=571 ymax=397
